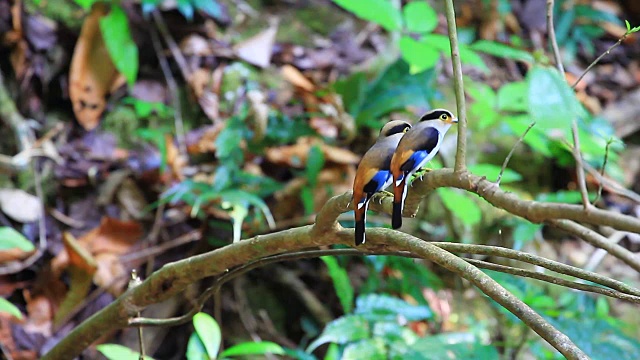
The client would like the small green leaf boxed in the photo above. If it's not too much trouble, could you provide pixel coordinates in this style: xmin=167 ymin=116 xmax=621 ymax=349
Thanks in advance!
xmin=321 ymin=256 xmax=354 ymax=314
xmin=215 ymin=118 xmax=244 ymax=160
xmin=306 ymin=145 xmax=325 ymax=187
xmin=470 ymin=40 xmax=534 ymax=63
xmin=468 ymin=164 xmax=522 ymax=183
xmin=527 ymin=66 xmax=578 ymax=134
xmin=626 ymin=19 xmax=631 ymax=32
xmin=193 ymin=312 xmax=221 ymax=359
xmin=399 ymin=36 xmax=440 ymax=74
xmin=0 ymin=298 xmax=23 ymax=319
xmin=186 ymin=332 xmax=208 ymax=360
xmin=192 ymin=0 xmax=225 ymax=21
xmin=97 ymin=344 xmax=154 ymax=360
xmin=355 ymin=294 xmax=432 ymax=321
xmin=75 ymin=0 xmax=99 ymax=10
xmin=324 ymin=343 xmax=340 ymax=360
xmin=0 ymin=227 xmax=35 ymax=252
xmin=332 ymin=0 xmax=402 ymax=32
xmin=497 ymin=81 xmax=528 ymax=112
xmin=403 ymin=2 xmax=437 ymax=33
xmin=342 ymin=338 xmax=387 ymax=360
xmin=512 ymin=219 xmax=542 ymax=250
xmin=536 ymin=190 xmax=590 ymax=204
xmin=100 ymin=5 xmax=138 ymax=86
xmin=219 ymin=190 xmax=276 ymax=229
xmin=220 ymin=342 xmax=285 ymax=358
xmin=307 ymin=315 xmax=370 ymax=352
xmin=437 ymin=188 xmax=482 ymax=226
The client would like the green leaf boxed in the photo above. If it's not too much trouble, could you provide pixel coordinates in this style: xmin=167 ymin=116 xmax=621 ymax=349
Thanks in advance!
xmin=470 ymin=40 xmax=534 ymax=63
xmin=403 ymin=2 xmax=437 ymax=33
xmin=324 ymin=343 xmax=340 ymax=360
xmin=527 ymin=66 xmax=578 ymax=134
xmin=191 ymin=0 xmax=225 ymax=21
xmin=193 ymin=312 xmax=221 ymax=359
xmin=355 ymin=293 xmax=432 ymax=321
xmin=186 ymin=332 xmax=208 ymax=360
xmin=215 ymin=118 xmax=245 ymax=160
xmin=0 ymin=297 xmax=23 ymax=319
xmin=497 ymin=81 xmax=528 ymax=112
xmin=512 ymin=219 xmax=542 ymax=250
xmin=333 ymin=72 xmax=367 ymax=116
xmin=75 ymin=0 xmax=99 ymax=10
xmin=399 ymin=36 xmax=440 ymax=74
xmin=466 ymin=81 xmax=498 ymax=129
xmin=356 ymin=59 xmax=435 ymax=127
xmin=100 ymin=5 xmax=138 ymax=86
xmin=536 ymin=190 xmax=588 ymax=204
xmin=307 ymin=315 xmax=370 ymax=352
xmin=468 ymin=163 xmax=522 ymax=183
xmin=332 ymin=0 xmax=402 ymax=32
xmin=410 ymin=333 xmax=499 ymax=359
xmin=321 ymin=256 xmax=354 ymax=314
xmin=306 ymin=145 xmax=325 ymax=188
xmin=437 ymin=188 xmax=482 ymax=226
xmin=420 ymin=34 xmax=487 ymax=72
xmin=342 ymin=338 xmax=387 ymax=360
xmin=220 ymin=342 xmax=285 ymax=358
xmin=96 ymin=344 xmax=154 ymax=360
xmin=0 ymin=227 xmax=35 ymax=252
xmin=219 ymin=189 xmax=276 ymax=229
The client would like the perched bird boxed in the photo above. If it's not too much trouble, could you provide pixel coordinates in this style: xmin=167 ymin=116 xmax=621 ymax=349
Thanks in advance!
xmin=353 ymin=120 xmax=412 ymax=246
xmin=390 ymin=109 xmax=458 ymax=229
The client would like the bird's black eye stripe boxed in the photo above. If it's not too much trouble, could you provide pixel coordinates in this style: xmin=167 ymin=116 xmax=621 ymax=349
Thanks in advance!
xmin=420 ymin=110 xmax=450 ymax=122
xmin=386 ymin=124 xmax=411 ymax=135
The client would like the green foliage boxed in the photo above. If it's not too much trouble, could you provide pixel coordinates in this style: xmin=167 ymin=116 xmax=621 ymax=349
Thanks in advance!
xmin=407 ymin=333 xmax=499 ymax=359
xmin=192 ymin=312 xmax=221 ymax=359
xmin=0 ymin=227 xmax=35 ymax=252
xmin=0 ymin=297 xmax=23 ymax=319
xmin=321 ymin=256 xmax=354 ymax=314
xmin=468 ymin=163 xmax=522 ymax=183
xmin=220 ymin=342 xmax=285 ymax=358
xmin=141 ymin=0 xmax=224 ymax=21
xmin=402 ymin=2 xmax=437 ymax=34
xmin=527 ymin=66 xmax=577 ymax=135
xmin=307 ymin=315 xmax=370 ymax=352
xmin=100 ymin=5 xmax=138 ymax=86
xmin=335 ymin=59 xmax=436 ymax=128
xmin=437 ymin=188 xmax=482 ymax=227
xmin=97 ymin=344 xmax=154 ymax=360
xmin=302 ymin=145 xmax=326 ymax=214
xmin=354 ymin=294 xmax=432 ymax=322
xmin=470 ymin=40 xmax=534 ymax=63
xmin=332 ymin=0 xmax=402 ymax=32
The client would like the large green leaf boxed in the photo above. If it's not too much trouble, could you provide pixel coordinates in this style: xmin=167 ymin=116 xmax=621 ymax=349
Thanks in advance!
xmin=420 ymin=34 xmax=488 ymax=72
xmin=527 ymin=66 xmax=578 ymax=134
xmin=470 ymin=40 xmax=534 ymax=63
xmin=185 ymin=332 xmax=207 ymax=360
xmin=355 ymin=294 xmax=432 ymax=321
xmin=355 ymin=60 xmax=436 ymax=127
xmin=220 ymin=342 xmax=285 ymax=358
xmin=437 ymin=188 xmax=482 ymax=226
xmin=96 ymin=344 xmax=154 ymax=360
xmin=100 ymin=5 xmax=138 ymax=86
xmin=497 ymin=81 xmax=528 ymax=112
xmin=332 ymin=0 xmax=402 ymax=32
xmin=306 ymin=145 xmax=325 ymax=188
xmin=193 ymin=312 xmax=221 ymax=359
xmin=333 ymin=72 xmax=367 ymax=116
xmin=342 ymin=338 xmax=387 ymax=360
xmin=307 ymin=315 xmax=370 ymax=352
xmin=402 ymin=1 xmax=437 ymax=33
xmin=399 ymin=36 xmax=440 ymax=74
xmin=321 ymin=256 xmax=354 ymax=314
xmin=0 ymin=227 xmax=35 ymax=251
xmin=0 ymin=297 xmax=23 ymax=319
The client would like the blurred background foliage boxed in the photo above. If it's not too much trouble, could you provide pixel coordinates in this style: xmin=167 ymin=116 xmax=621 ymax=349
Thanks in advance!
xmin=2 ymin=0 xmax=640 ymax=359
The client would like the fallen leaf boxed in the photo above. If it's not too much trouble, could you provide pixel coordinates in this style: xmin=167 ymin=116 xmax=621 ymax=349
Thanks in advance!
xmin=93 ymin=253 xmax=127 ymax=296
xmin=68 ymin=3 xmax=121 ymax=130
xmin=22 ymin=290 xmax=52 ymax=336
xmin=234 ymin=22 xmax=278 ymax=68
xmin=0 ymin=189 xmax=42 ymax=223
xmin=281 ymin=64 xmax=316 ymax=92
xmin=265 ymin=137 xmax=360 ymax=168
xmin=78 ymin=217 xmax=142 ymax=255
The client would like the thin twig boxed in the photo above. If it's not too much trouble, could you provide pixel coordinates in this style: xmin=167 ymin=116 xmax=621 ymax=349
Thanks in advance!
xmin=465 ymin=259 xmax=640 ymax=304
xmin=444 ymin=0 xmax=468 ymax=172
xmin=497 ymin=122 xmax=535 ymax=186
xmin=546 ymin=0 xmax=564 ymax=74
xmin=149 ymin=20 xmax=187 ymax=157
xmin=572 ymin=35 xmax=628 ymax=89
xmin=583 ymin=231 xmax=628 ymax=272
xmin=593 ymin=139 xmax=612 ymax=204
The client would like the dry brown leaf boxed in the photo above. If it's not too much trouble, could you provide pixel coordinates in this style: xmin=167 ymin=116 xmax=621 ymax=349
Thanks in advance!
xmin=93 ymin=253 xmax=127 ymax=296
xmin=265 ymin=137 xmax=360 ymax=167
xmin=0 ymin=316 xmax=38 ymax=360
xmin=0 ymin=248 xmax=32 ymax=263
xmin=234 ymin=22 xmax=278 ymax=68
xmin=78 ymin=217 xmax=142 ymax=255
xmin=281 ymin=64 xmax=316 ymax=92
xmin=22 ymin=290 xmax=52 ymax=336
xmin=69 ymin=3 xmax=121 ymax=130
xmin=62 ymin=232 xmax=97 ymax=274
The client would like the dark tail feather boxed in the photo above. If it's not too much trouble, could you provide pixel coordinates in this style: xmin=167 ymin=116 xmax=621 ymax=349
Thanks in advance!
xmin=392 ymin=177 xmax=405 ymax=229
xmin=354 ymin=199 xmax=368 ymax=246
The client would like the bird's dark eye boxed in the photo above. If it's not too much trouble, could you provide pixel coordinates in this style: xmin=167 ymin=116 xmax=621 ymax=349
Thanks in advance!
xmin=440 ymin=114 xmax=448 ymax=121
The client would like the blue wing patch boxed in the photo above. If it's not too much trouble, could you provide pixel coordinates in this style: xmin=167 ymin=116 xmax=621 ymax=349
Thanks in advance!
xmin=363 ymin=170 xmax=392 ymax=194
xmin=400 ymin=150 xmax=429 ymax=173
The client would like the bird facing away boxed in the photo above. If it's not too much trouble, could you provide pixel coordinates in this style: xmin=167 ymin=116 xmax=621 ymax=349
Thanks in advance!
xmin=353 ymin=120 xmax=412 ymax=246
xmin=390 ymin=109 xmax=458 ymax=229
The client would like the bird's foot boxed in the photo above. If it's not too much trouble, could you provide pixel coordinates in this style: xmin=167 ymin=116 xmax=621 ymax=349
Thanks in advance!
xmin=377 ymin=191 xmax=394 ymax=204
xmin=415 ymin=168 xmax=433 ymax=181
